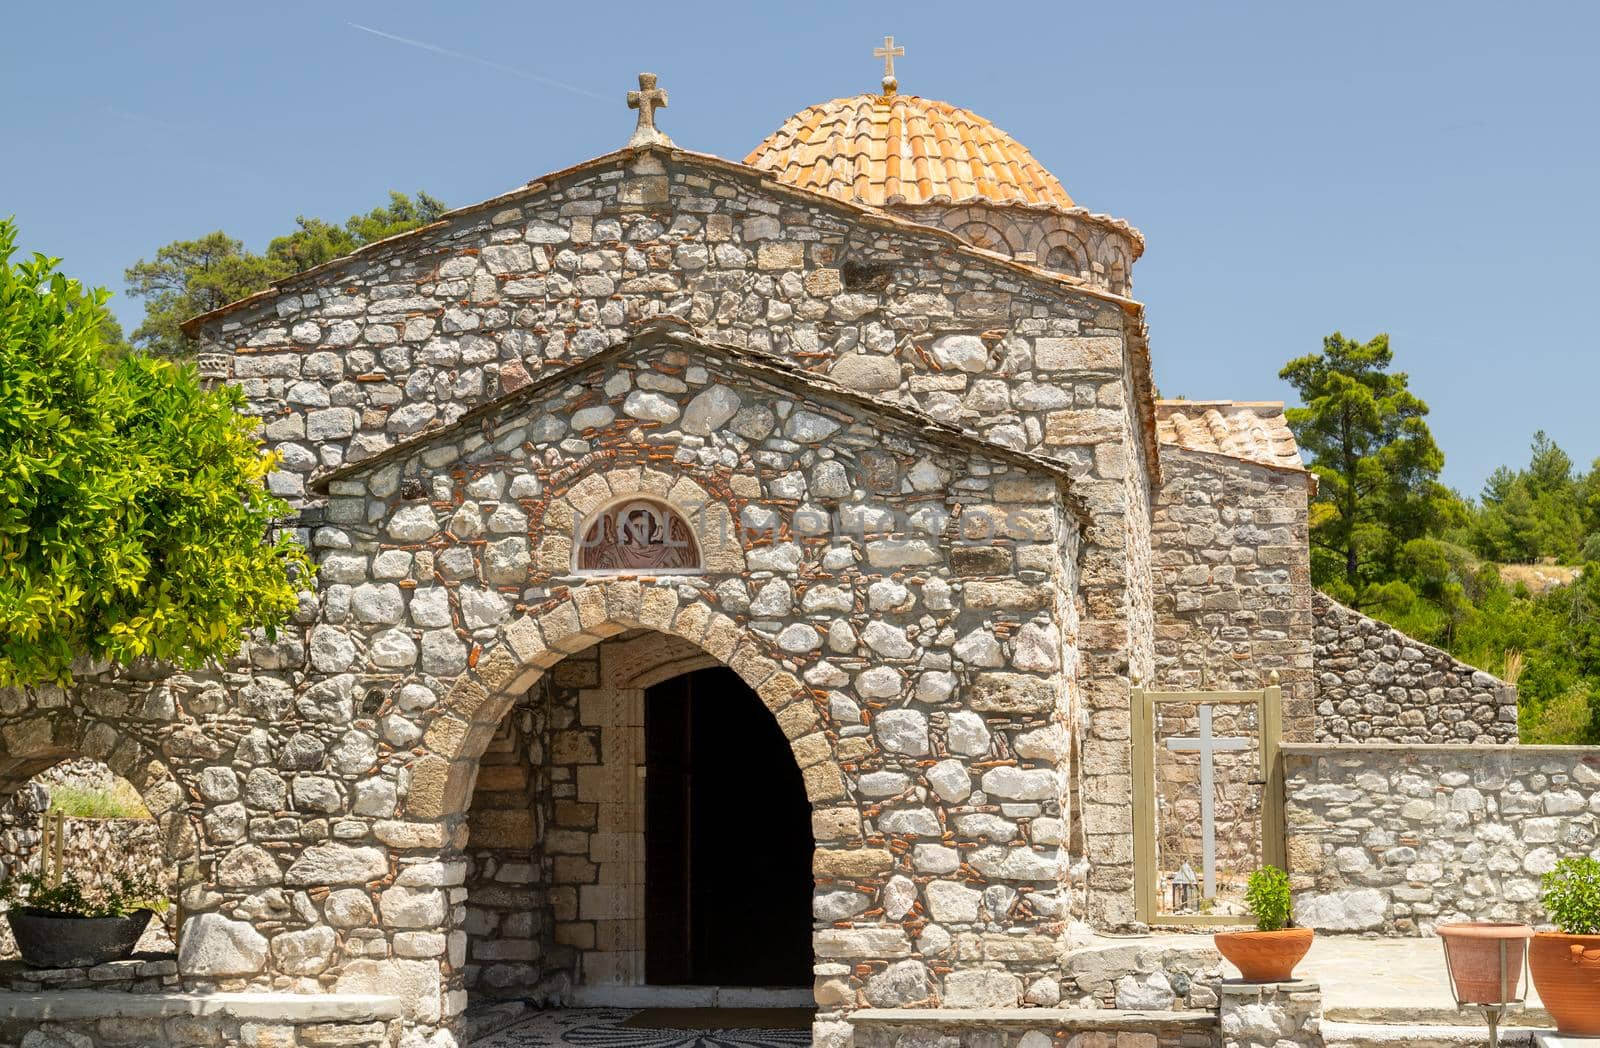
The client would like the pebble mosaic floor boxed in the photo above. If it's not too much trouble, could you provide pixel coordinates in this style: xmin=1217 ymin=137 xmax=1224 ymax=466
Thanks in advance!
xmin=472 ymin=1008 xmax=813 ymax=1048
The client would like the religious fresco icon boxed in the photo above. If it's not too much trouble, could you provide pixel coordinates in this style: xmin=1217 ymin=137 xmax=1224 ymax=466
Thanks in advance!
xmin=576 ymin=499 xmax=701 ymax=573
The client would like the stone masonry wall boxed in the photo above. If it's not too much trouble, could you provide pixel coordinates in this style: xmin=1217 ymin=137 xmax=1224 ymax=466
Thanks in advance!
xmin=1151 ymin=450 xmax=1314 ymax=737
xmin=0 ymin=321 xmax=1092 ymax=1041
xmin=306 ymin=333 xmax=1084 ymax=1024
xmin=1312 ymin=592 xmax=1518 ymax=744
xmin=1284 ymin=743 xmax=1600 ymax=934
xmin=461 ymin=679 xmax=553 ymax=1002
xmin=1145 ymin=449 xmax=1313 ymax=911
xmin=191 ymin=145 xmax=1157 ymax=928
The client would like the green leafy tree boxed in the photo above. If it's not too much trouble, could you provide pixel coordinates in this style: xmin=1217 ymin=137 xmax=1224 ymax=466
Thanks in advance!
xmin=124 ymin=191 xmax=446 ymax=357
xmin=0 ymin=218 xmax=307 ymax=686
xmin=123 ymin=231 xmax=288 ymax=357
xmin=1280 ymin=332 xmax=1462 ymax=607
xmin=265 ymin=192 xmax=447 ymax=273
xmin=341 ymin=190 xmax=448 ymax=245
xmin=1471 ymin=432 xmax=1588 ymax=563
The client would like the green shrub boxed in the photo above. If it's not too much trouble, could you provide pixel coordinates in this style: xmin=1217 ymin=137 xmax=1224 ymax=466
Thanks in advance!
xmin=0 ymin=873 xmax=165 ymax=918
xmin=1543 ymin=856 xmax=1600 ymax=934
xmin=1244 ymin=865 xmax=1294 ymax=931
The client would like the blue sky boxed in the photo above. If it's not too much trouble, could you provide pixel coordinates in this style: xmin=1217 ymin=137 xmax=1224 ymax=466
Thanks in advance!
xmin=3 ymin=1 xmax=1596 ymax=494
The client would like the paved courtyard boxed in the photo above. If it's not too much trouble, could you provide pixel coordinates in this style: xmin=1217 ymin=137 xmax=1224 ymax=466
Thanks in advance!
xmin=1294 ymin=935 xmax=1546 ymax=1023
xmin=471 ymin=1008 xmax=812 ymax=1048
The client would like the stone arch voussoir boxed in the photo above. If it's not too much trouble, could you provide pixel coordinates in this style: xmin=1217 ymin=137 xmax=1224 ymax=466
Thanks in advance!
xmin=0 ymin=688 xmax=197 ymax=876
xmin=406 ymin=581 xmax=851 ymax=828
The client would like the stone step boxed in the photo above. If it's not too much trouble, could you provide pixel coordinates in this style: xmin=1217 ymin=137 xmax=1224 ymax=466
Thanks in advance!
xmin=848 ymin=1006 xmax=1217 ymax=1048
xmin=1534 ymin=1035 xmax=1600 ymax=1048
xmin=1326 ymin=1005 xmax=1552 ymax=1028
xmin=0 ymin=990 xmax=404 ymax=1023
xmin=1322 ymin=1019 xmax=1545 ymax=1048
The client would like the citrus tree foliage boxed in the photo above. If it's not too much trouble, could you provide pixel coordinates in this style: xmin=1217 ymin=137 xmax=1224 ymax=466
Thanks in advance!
xmin=1542 ymin=856 xmax=1600 ymax=935
xmin=0 ymin=219 xmax=307 ymax=686
xmin=124 ymin=191 xmax=446 ymax=357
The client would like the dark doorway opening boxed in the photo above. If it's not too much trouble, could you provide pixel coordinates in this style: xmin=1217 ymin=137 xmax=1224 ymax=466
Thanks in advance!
xmin=644 ymin=667 xmax=813 ymax=987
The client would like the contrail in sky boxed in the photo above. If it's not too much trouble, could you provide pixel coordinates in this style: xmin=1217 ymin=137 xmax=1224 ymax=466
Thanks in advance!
xmin=347 ymin=22 xmax=608 ymax=101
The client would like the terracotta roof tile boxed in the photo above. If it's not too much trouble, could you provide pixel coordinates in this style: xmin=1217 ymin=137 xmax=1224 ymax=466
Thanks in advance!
xmin=1155 ymin=400 xmax=1305 ymax=472
xmin=746 ymin=94 xmax=1075 ymax=210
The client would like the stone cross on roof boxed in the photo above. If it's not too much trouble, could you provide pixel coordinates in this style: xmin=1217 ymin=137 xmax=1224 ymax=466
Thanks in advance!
xmin=874 ymin=35 xmax=905 ymax=97
xmin=626 ymin=72 xmax=672 ymax=148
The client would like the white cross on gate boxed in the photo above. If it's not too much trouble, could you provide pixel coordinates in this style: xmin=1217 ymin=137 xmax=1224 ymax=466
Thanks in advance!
xmin=1166 ymin=705 xmax=1252 ymax=899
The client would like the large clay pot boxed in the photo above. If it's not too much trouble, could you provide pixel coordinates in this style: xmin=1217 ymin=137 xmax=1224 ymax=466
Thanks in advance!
xmin=1214 ymin=927 xmax=1315 ymax=982
xmin=5 ymin=908 xmax=154 ymax=969
xmin=1437 ymin=922 xmax=1534 ymax=1004
xmin=1530 ymin=931 xmax=1600 ymax=1035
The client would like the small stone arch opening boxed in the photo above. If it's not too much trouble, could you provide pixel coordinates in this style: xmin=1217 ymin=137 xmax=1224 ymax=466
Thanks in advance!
xmin=1038 ymin=230 xmax=1090 ymax=280
xmin=459 ymin=623 xmax=818 ymax=1008
xmin=0 ymin=757 xmax=183 ymax=966
xmin=953 ymin=220 xmax=1018 ymax=255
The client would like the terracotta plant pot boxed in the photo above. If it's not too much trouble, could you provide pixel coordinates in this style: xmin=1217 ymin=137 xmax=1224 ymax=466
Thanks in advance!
xmin=1530 ymin=931 xmax=1600 ymax=1035
xmin=1214 ymin=927 xmax=1315 ymax=982
xmin=1437 ymin=922 xmax=1534 ymax=1004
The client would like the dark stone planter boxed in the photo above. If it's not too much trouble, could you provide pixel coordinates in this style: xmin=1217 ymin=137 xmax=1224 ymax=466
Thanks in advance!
xmin=5 ymin=908 xmax=154 ymax=969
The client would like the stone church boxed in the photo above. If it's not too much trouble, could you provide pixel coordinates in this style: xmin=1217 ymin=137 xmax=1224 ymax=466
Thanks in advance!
xmin=0 ymin=52 xmax=1519 ymax=1048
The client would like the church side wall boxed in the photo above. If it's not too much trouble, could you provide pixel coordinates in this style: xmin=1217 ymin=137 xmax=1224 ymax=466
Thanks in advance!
xmin=194 ymin=151 xmax=1154 ymax=931
xmin=1311 ymin=592 xmax=1518 ymax=744
xmin=1149 ymin=450 xmax=1315 ymax=737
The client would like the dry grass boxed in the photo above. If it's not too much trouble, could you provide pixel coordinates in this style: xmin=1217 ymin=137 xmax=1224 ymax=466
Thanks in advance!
xmin=1498 ymin=562 xmax=1584 ymax=596
xmin=47 ymin=781 xmax=151 ymax=820
xmin=1503 ymin=649 xmax=1525 ymax=685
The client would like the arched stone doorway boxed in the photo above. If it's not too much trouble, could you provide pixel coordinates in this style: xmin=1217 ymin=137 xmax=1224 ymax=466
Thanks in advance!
xmin=644 ymin=666 xmax=812 ymax=989
xmin=462 ymin=625 xmax=819 ymax=1009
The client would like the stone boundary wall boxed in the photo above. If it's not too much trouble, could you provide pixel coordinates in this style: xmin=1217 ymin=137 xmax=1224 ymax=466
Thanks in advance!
xmin=1284 ymin=743 xmax=1600 ymax=935
xmin=1312 ymin=592 xmax=1518 ymax=744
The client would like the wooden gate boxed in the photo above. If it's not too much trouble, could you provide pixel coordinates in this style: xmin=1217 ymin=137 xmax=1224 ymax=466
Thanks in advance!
xmin=1132 ymin=677 xmax=1285 ymax=926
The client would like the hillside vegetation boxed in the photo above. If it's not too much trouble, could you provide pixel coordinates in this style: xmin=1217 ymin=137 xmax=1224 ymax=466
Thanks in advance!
xmin=1284 ymin=334 xmax=1599 ymax=744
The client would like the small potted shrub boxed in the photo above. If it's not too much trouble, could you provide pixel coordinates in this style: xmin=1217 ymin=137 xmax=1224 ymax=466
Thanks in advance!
xmin=1530 ymin=856 xmax=1600 ymax=1035
xmin=1213 ymin=865 xmax=1314 ymax=982
xmin=1 ymin=873 xmax=164 ymax=969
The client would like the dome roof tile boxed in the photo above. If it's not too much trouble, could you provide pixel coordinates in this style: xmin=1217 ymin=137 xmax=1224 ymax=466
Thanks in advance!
xmin=746 ymin=94 xmax=1074 ymax=210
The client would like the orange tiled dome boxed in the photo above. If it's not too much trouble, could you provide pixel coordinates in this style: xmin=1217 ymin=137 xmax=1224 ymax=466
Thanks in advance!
xmin=745 ymin=94 xmax=1074 ymax=211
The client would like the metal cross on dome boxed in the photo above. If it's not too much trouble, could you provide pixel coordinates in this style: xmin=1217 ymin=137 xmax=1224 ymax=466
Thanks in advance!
xmin=626 ymin=72 xmax=672 ymax=148
xmin=1166 ymin=705 xmax=1252 ymax=900
xmin=874 ymin=35 xmax=905 ymax=96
